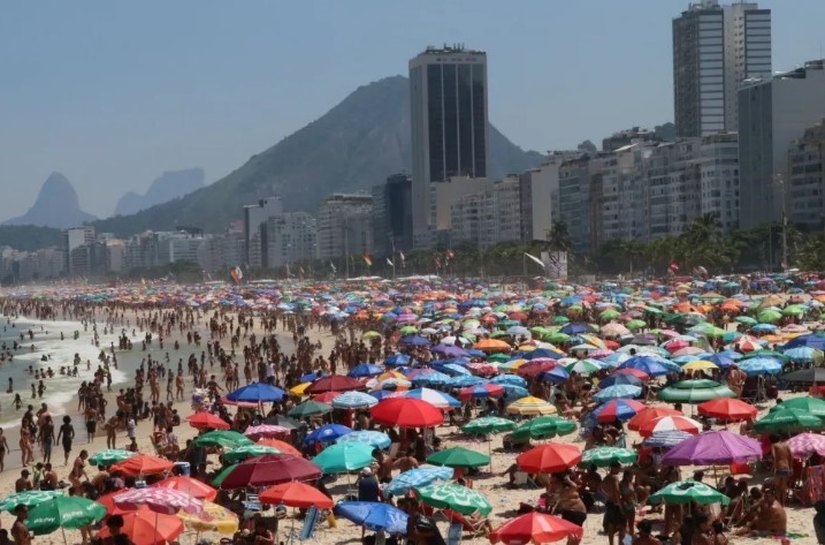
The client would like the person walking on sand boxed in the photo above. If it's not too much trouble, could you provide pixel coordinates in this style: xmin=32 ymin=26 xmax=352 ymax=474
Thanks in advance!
xmin=56 ymin=415 xmax=75 ymax=466
xmin=37 ymin=415 xmax=55 ymax=464
xmin=771 ymin=434 xmax=792 ymax=505
xmin=19 ymin=426 xmax=33 ymax=467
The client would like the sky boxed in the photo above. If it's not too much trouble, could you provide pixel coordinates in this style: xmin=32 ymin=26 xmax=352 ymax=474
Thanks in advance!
xmin=2 ymin=1 xmax=825 ymax=222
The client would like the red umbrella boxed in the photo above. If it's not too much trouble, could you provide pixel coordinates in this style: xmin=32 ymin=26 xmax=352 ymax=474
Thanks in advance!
xmin=627 ymin=407 xmax=682 ymax=431
xmin=152 ymin=475 xmax=218 ymax=501
xmin=639 ymin=415 xmax=701 ymax=437
xmin=219 ymin=454 xmax=322 ymax=489
xmin=312 ymin=391 xmax=341 ymax=404
xmin=697 ymin=398 xmax=757 ymax=422
xmin=186 ymin=412 xmax=230 ymax=430
xmin=517 ymin=360 xmax=557 ymax=378
xmin=370 ymin=398 xmax=444 ymax=428
xmin=306 ymin=376 xmax=362 ymax=394
xmin=490 ymin=512 xmax=583 ymax=545
xmin=258 ymin=438 xmax=302 ymax=457
xmin=594 ymin=399 xmax=646 ymax=423
xmin=613 ymin=368 xmax=650 ymax=381
xmin=97 ymin=507 xmax=183 ymax=545
xmin=260 ymin=481 xmax=333 ymax=509
xmin=111 ymin=454 xmax=174 ymax=477
xmin=516 ymin=443 xmax=581 ymax=474
xmin=96 ymin=491 xmax=133 ymax=515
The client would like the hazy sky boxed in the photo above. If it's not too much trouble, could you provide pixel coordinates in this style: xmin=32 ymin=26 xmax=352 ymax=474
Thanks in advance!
xmin=2 ymin=1 xmax=824 ymax=221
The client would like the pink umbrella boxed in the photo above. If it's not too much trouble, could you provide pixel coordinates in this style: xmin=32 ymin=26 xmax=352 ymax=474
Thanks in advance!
xmin=789 ymin=432 xmax=825 ymax=459
xmin=244 ymin=424 xmax=291 ymax=440
xmin=114 ymin=487 xmax=204 ymax=515
xmin=661 ymin=430 xmax=762 ymax=465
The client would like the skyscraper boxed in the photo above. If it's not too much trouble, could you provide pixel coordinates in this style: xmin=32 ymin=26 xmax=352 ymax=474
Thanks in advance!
xmin=409 ymin=45 xmax=489 ymax=245
xmin=673 ymin=1 xmax=771 ymax=137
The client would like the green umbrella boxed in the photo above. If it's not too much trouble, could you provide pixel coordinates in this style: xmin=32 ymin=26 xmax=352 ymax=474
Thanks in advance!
xmin=649 ymin=480 xmax=730 ymax=506
xmin=599 ymin=309 xmax=621 ymax=321
xmin=773 ymin=396 xmax=825 ymax=418
xmin=461 ymin=416 xmax=515 ymax=436
xmin=426 ymin=447 xmax=490 ymax=469
xmin=311 ymin=442 xmax=374 ymax=473
xmin=89 ymin=449 xmax=136 ymax=467
xmin=486 ymin=353 xmax=511 ymax=363
xmin=757 ymin=309 xmax=782 ymax=323
xmin=734 ymin=316 xmax=757 ymax=326
xmin=754 ymin=406 xmax=824 ymax=434
xmin=0 ymin=490 xmax=63 ymax=512
xmin=211 ymin=463 xmax=238 ymax=487
xmin=741 ymin=349 xmax=790 ymax=362
xmin=543 ymin=332 xmax=571 ymax=344
xmin=512 ymin=416 xmax=577 ymax=441
xmin=415 ymin=483 xmax=492 ymax=515
xmin=399 ymin=325 xmax=418 ymax=335
xmin=565 ymin=359 xmax=602 ymax=375
xmin=223 ymin=444 xmax=280 ymax=463
xmin=193 ymin=430 xmax=254 ymax=449
xmin=27 ymin=496 xmax=107 ymax=536
xmin=580 ymin=447 xmax=638 ymax=468
xmin=659 ymin=380 xmax=735 ymax=403
xmin=783 ymin=304 xmax=806 ymax=317
xmin=288 ymin=400 xmax=333 ymax=418
xmin=552 ymin=316 xmax=570 ymax=325
xmin=626 ymin=319 xmax=647 ymax=331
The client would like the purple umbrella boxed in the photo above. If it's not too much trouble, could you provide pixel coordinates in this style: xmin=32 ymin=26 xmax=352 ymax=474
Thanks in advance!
xmin=661 ymin=430 xmax=762 ymax=466
xmin=431 ymin=344 xmax=470 ymax=357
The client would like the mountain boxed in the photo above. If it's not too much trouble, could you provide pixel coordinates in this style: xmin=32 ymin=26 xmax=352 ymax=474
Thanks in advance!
xmin=92 ymin=75 xmax=544 ymax=236
xmin=5 ymin=172 xmax=96 ymax=229
xmin=114 ymin=168 xmax=205 ymax=216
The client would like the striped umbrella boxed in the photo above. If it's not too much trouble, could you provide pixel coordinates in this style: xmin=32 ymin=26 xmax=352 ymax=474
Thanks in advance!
xmin=458 ymin=383 xmax=505 ymax=400
xmin=336 ymin=430 xmax=392 ymax=449
xmin=402 ymin=388 xmax=460 ymax=409
xmin=114 ymin=488 xmax=204 ymax=515
xmin=593 ymin=399 xmax=646 ymax=423
xmin=593 ymin=385 xmax=642 ymax=401
xmin=0 ymin=490 xmax=63 ymax=512
xmin=331 ymin=391 xmax=379 ymax=410
xmin=506 ymin=396 xmax=557 ymax=416
xmin=788 ymin=432 xmax=825 ymax=459
xmin=415 ymin=483 xmax=492 ymax=516
xmin=384 ymin=466 xmax=454 ymax=497
xmin=639 ymin=415 xmax=701 ymax=437
xmin=581 ymin=447 xmax=638 ymax=467
xmin=643 ymin=430 xmax=694 ymax=448
xmin=89 ymin=449 xmax=136 ymax=467
xmin=223 ymin=444 xmax=281 ymax=463
xmin=650 ymin=480 xmax=730 ymax=506
xmin=512 ymin=416 xmax=577 ymax=441
xmin=243 ymin=424 xmax=291 ymax=440
xmin=461 ymin=416 xmax=516 ymax=436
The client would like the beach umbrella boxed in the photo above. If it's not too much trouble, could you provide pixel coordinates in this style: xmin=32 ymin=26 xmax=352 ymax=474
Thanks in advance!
xmin=336 ymin=430 xmax=391 ymax=449
xmin=618 ymin=356 xmax=672 ymax=377
xmin=186 ymin=412 xmax=230 ymax=430
xmin=223 ymin=444 xmax=280 ymax=463
xmin=737 ymin=357 xmax=783 ymax=376
xmin=312 ymin=442 xmax=375 ymax=473
xmin=681 ymin=360 xmax=718 ymax=372
xmin=593 ymin=399 xmax=646 ymax=423
xmin=89 ymin=449 xmax=136 ymax=467
xmin=580 ymin=446 xmax=638 ymax=467
xmin=348 ymin=363 xmax=384 ymax=378
xmin=516 ymin=443 xmax=581 ymax=474
xmin=114 ymin=488 xmax=203 ymax=515
xmin=152 ymin=475 xmax=218 ymax=501
xmin=307 ymin=375 xmax=362 ymax=394
xmin=427 ymin=447 xmax=490 ymax=469
xmin=659 ymin=380 xmax=735 ymax=403
xmin=512 ymin=416 xmax=577 ymax=441
xmin=697 ymin=398 xmax=757 ymax=421
xmin=788 ymin=432 xmax=825 ymax=459
xmin=97 ymin=507 xmax=183 ymax=545
xmin=475 ymin=338 xmax=513 ymax=353
xmin=650 ymin=480 xmax=730 ymax=506
xmin=598 ymin=373 xmax=642 ymax=388
xmin=177 ymin=500 xmax=238 ymax=535
xmin=753 ymin=406 xmax=824 ymax=434
xmin=0 ymin=490 xmax=62 ymax=512
xmin=661 ymin=430 xmax=762 ymax=465
xmin=593 ymin=384 xmax=642 ymax=401
xmin=704 ymin=353 xmax=736 ymax=368
xmin=288 ymin=399 xmax=333 ymax=418
xmin=781 ymin=368 xmax=825 ymax=384
xmin=260 ymin=482 xmax=333 ymax=509
xmin=491 ymin=374 xmax=528 ymax=387
xmin=628 ymin=407 xmax=682 ymax=431
xmin=757 ymin=309 xmax=782 ymax=323
xmin=371 ymin=397 xmax=444 ymax=428
xmin=384 ymin=466 xmax=453 ymax=497
xmin=507 ymin=396 xmax=557 ymax=416
xmin=415 ymin=483 xmax=492 ymax=516
xmin=225 ymin=382 xmax=286 ymax=403
xmin=458 ymin=383 xmax=505 ymax=400
xmin=639 ymin=415 xmax=701 ymax=437
xmin=334 ymin=501 xmax=409 ymax=535
xmin=219 ymin=454 xmax=322 ymax=489
xmin=193 ymin=430 xmax=254 ymax=449
xmin=243 ymin=424 xmax=291 ymax=440
xmin=461 ymin=416 xmax=516 ymax=436
xmin=110 ymin=454 xmax=175 ymax=476
xmin=402 ymin=388 xmax=460 ymax=409
xmin=539 ymin=366 xmax=571 ymax=384
xmin=644 ymin=430 xmax=694 ymax=448
xmin=27 ymin=496 xmax=106 ymax=536
xmin=773 ymin=396 xmax=825 ymax=418
xmin=257 ymin=438 xmax=302 ymax=456
xmin=332 ymin=391 xmax=379 ymax=409
xmin=783 ymin=347 xmax=821 ymax=363
xmin=517 ymin=360 xmax=558 ymax=378
xmin=565 ymin=359 xmax=603 ymax=375
xmin=489 ymin=512 xmax=583 ymax=545
xmin=304 ymin=423 xmax=352 ymax=445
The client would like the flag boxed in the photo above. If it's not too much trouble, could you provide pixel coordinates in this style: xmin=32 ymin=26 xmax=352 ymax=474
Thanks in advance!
xmin=524 ymin=252 xmax=545 ymax=269
xmin=399 ymin=251 xmax=405 ymax=266
xmin=669 ymin=262 xmax=680 ymax=272
xmin=386 ymin=258 xmax=394 ymax=267
xmin=330 ymin=261 xmax=337 ymax=273
xmin=434 ymin=257 xmax=442 ymax=269
xmin=363 ymin=254 xmax=373 ymax=267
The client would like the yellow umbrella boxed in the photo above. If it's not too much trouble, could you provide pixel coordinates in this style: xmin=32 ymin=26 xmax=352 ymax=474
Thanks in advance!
xmin=289 ymin=382 xmax=312 ymax=397
xmin=376 ymin=371 xmax=406 ymax=381
xmin=580 ymin=334 xmax=606 ymax=350
xmin=363 ymin=331 xmax=382 ymax=339
xmin=681 ymin=360 xmax=719 ymax=372
xmin=178 ymin=500 xmax=239 ymax=534
xmin=506 ymin=396 xmax=557 ymax=416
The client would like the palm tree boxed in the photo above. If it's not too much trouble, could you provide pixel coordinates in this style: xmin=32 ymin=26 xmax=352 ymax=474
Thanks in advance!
xmin=546 ymin=222 xmax=572 ymax=253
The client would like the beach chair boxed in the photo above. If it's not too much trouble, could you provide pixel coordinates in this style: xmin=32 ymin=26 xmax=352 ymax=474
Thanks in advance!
xmin=513 ymin=470 xmax=540 ymax=489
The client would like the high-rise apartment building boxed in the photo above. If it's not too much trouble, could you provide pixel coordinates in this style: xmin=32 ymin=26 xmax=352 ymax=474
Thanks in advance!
xmin=673 ymin=1 xmax=771 ymax=137
xmin=372 ymin=174 xmax=413 ymax=259
xmin=787 ymin=120 xmax=825 ymax=231
xmin=242 ymin=196 xmax=283 ymax=267
xmin=409 ymin=45 xmax=489 ymax=245
xmin=315 ymin=194 xmax=373 ymax=264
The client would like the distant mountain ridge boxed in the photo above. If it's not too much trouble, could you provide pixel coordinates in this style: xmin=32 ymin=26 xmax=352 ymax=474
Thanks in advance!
xmin=92 ymin=75 xmax=544 ymax=236
xmin=114 ymin=168 xmax=205 ymax=216
xmin=4 ymin=172 xmax=96 ymax=229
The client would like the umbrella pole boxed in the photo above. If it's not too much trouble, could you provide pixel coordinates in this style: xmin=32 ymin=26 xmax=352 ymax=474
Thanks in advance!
xmin=61 ymin=526 xmax=67 ymax=545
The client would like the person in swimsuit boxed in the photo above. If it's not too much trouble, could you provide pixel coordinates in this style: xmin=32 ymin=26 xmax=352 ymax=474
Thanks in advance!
xmin=69 ymin=450 xmax=89 ymax=492
xmin=601 ymin=462 xmax=625 ymax=545
xmin=771 ymin=434 xmax=792 ymax=506
xmin=56 ymin=416 xmax=75 ymax=466
xmin=620 ymin=469 xmax=638 ymax=535
xmin=0 ymin=428 xmax=9 ymax=471
xmin=37 ymin=415 xmax=55 ymax=464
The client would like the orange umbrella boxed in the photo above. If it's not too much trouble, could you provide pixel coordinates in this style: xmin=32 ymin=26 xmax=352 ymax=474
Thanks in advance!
xmin=111 ymin=454 xmax=174 ymax=477
xmin=627 ymin=407 xmax=683 ymax=432
xmin=258 ymin=438 xmax=302 ymax=457
xmin=186 ymin=412 xmax=230 ymax=430
xmin=96 ymin=491 xmax=134 ymax=515
xmin=97 ymin=507 xmax=183 ymax=545
xmin=697 ymin=398 xmax=757 ymax=422
xmin=516 ymin=443 xmax=581 ymax=474
xmin=260 ymin=481 xmax=333 ymax=509
xmin=474 ymin=339 xmax=512 ymax=353
xmin=152 ymin=475 xmax=218 ymax=501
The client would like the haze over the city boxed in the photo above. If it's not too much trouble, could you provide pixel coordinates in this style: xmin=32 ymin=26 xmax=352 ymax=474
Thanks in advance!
xmin=2 ymin=0 xmax=825 ymax=220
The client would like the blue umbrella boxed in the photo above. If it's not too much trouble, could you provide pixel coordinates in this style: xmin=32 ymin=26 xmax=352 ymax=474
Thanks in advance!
xmin=446 ymin=375 xmax=484 ymax=388
xmin=781 ymin=333 xmax=825 ymax=351
xmin=560 ymin=322 xmax=593 ymax=335
xmin=490 ymin=374 xmax=527 ymax=387
xmin=521 ymin=348 xmax=564 ymax=360
xmin=783 ymin=346 xmax=818 ymax=363
xmin=539 ymin=366 xmax=570 ymax=384
xmin=226 ymin=382 xmax=286 ymax=403
xmin=618 ymin=356 xmax=672 ymax=377
xmin=431 ymin=344 xmax=470 ymax=357
xmin=385 ymin=354 xmax=412 ymax=366
xmin=348 ymin=363 xmax=384 ymax=378
xmin=752 ymin=323 xmax=778 ymax=333
xmin=440 ymin=363 xmax=472 ymax=376
xmin=304 ymin=424 xmax=352 ymax=445
xmin=383 ymin=466 xmax=454 ymax=497
xmin=737 ymin=357 xmax=783 ymax=376
xmin=593 ymin=399 xmax=644 ymax=421
xmin=300 ymin=372 xmax=323 ymax=383
xmin=334 ymin=501 xmax=408 ymax=535
xmin=593 ymin=384 xmax=642 ymax=401
xmin=331 ymin=391 xmax=379 ymax=410
xmin=336 ymin=430 xmax=391 ymax=449
xmin=502 ymin=384 xmax=530 ymax=400
xmin=704 ymin=354 xmax=736 ymax=368
xmin=599 ymin=373 xmax=642 ymax=388
xmin=401 ymin=335 xmax=430 ymax=346
xmin=411 ymin=371 xmax=451 ymax=386
xmin=369 ymin=390 xmax=400 ymax=401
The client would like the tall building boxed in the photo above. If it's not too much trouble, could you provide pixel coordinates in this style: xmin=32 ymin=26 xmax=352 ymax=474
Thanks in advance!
xmin=788 ymin=120 xmax=825 ymax=231
xmin=63 ymin=226 xmax=95 ymax=276
xmin=316 ymin=194 xmax=373 ymax=264
xmin=264 ymin=212 xmax=317 ymax=269
xmin=372 ymin=174 xmax=413 ymax=259
xmin=738 ymin=60 xmax=825 ymax=228
xmin=242 ymin=197 xmax=283 ymax=267
xmin=449 ymin=176 xmax=521 ymax=251
xmin=409 ymin=45 xmax=489 ymax=245
xmin=673 ymin=1 xmax=771 ymax=137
